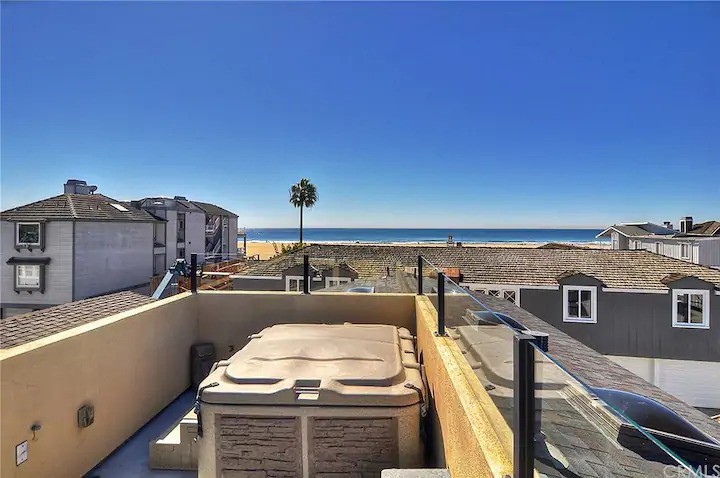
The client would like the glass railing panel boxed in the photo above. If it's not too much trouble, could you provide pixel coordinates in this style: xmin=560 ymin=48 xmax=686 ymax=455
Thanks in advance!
xmin=532 ymin=344 xmax=701 ymax=477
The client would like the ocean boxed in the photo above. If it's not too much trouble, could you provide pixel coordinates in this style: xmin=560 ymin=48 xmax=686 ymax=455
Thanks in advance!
xmin=240 ymin=228 xmax=607 ymax=245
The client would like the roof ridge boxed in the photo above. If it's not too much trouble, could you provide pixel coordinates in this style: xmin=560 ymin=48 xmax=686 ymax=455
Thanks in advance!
xmin=66 ymin=194 xmax=78 ymax=218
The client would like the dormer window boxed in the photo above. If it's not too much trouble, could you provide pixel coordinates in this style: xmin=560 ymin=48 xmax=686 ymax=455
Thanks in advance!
xmin=563 ymin=286 xmax=597 ymax=323
xmin=16 ymin=222 xmax=42 ymax=248
xmin=672 ymin=289 xmax=709 ymax=328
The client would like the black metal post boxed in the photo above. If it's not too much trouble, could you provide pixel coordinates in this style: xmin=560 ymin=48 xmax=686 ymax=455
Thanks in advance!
xmin=514 ymin=334 xmax=536 ymax=478
xmin=437 ymin=272 xmax=445 ymax=336
xmin=417 ymin=256 xmax=423 ymax=295
xmin=190 ymin=253 xmax=198 ymax=293
xmin=303 ymin=254 xmax=310 ymax=295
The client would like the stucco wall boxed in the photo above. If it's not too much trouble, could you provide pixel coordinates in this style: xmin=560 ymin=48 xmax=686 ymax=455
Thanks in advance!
xmin=183 ymin=210 xmax=206 ymax=261
xmin=519 ymin=276 xmax=719 ymax=362
xmin=74 ymin=221 xmax=154 ymax=299
xmin=196 ymin=291 xmax=416 ymax=359
xmin=414 ymin=296 xmax=513 ymax=478
xmin=1 ymin=220 xmax=74 ymax=309
xmin=0 ymin=293 xmax=198 ymax=478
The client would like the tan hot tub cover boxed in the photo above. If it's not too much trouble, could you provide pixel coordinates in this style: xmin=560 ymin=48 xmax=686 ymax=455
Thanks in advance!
xmin=200 ymin=323 xmax=422 ymax=407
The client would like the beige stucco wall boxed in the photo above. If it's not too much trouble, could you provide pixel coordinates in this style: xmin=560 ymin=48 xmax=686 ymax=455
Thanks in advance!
xmin=195 ymin=291 xmax=416 ymax=358
xmin=415 ymin=295 xmax=513 ymax=478
xmin=0 ymin=293 xmax=198 ymax=478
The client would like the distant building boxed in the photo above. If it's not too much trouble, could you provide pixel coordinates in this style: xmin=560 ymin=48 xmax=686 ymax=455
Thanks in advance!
xmin=191 ymin=201 xmax=239 ymax=261
xmin=597 ymin=217 xmax=720 ymax=268
xmin=0 ymin=180 xmax=162 ymax=318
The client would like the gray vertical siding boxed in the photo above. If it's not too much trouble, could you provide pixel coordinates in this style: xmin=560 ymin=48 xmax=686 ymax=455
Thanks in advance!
xmin=73 ymin=221 xmax=154 ymax=299
xmin=518 ymin=278 xmax=719 ymax=362
xmin=0 ymin=220 xmax=74 ymax=308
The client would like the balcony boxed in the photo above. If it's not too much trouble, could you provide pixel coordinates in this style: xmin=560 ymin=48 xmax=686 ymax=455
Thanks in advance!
xmin=1 ymin=254 xmax=718 ymax=478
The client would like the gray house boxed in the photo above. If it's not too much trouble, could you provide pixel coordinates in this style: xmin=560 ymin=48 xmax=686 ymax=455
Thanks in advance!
xmin=598 ymin=217 xmax=720 ymax=268
xmin=0 ymin=180 xmax=161 ymax=318
xmin=233 ymin=244 xmax=720 ymax=407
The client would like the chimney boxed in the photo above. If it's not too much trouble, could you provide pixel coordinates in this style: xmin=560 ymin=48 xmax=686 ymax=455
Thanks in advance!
xmin=679 ymin=216 xmax=693 ymax=233
xmin=663 ymin=221 xmax=673 ymax=230
xmin=64 ymin=179 xmax=97 ymax=195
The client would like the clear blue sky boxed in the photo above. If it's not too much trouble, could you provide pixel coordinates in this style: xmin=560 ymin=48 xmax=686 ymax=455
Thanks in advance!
xmin=2 ymin=2 xmax=718 ymax=228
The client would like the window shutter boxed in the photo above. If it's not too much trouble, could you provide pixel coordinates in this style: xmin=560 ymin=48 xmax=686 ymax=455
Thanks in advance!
xmin=40 ymin=222 xmax=46 ymax=251
xmin=39 ymin=265 xmax=46 ymax=293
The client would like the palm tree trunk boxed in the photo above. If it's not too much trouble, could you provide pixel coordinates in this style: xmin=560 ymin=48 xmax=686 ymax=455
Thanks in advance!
xmin=299 ymin=206 xmax=303 ymax=244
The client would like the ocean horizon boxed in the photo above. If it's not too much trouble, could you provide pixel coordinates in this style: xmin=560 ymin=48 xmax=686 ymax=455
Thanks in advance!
xmin=240 ymin=228 xmax=608 ymax=245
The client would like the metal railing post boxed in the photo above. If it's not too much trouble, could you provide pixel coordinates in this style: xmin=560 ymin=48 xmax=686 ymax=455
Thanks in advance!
xmin=303 ymin=254 xmax=310 ymax=295
xmin=417 ymin=256 xmax=423 ymax=295
xmin=514 ymin=334 xmax=536 ymax=478
xmin=190 ymin=253 xmax=198 ymax=293
xmin=437 ymin=271 xmax=445 ymax=336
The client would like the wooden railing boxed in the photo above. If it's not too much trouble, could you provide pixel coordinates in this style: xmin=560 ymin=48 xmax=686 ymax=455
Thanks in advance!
xmin=202 ymin=258 xmax=247 ymax=274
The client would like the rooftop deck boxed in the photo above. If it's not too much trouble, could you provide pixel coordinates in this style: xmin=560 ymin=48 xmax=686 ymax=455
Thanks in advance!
xmin=2 ymin=275 xmax=719 ymax=477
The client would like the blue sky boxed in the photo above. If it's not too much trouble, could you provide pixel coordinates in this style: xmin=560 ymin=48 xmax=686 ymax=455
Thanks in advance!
xmin=2 ymin=2 xmax=718 ymax=228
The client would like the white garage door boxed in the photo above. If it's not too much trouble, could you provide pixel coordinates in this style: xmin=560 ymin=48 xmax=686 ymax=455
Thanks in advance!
xmin=607 ymin=355 xmax=720 ymax=408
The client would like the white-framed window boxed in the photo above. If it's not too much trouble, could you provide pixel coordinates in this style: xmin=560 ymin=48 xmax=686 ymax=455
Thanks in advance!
xmin=286 ymin=276 xmax=305 ymax=292
xmin=325 ymin=277 xmax=352 ymax=288
xmin=465 ymin=284 xmax=520 ymax=306
xmin=16 ymin=264 xmax=41 ymax=289
xmin=680 ymin=243 xmax=690 ymax=260
xmin=16 ymin=222 xmax=41 ymax=246
xmin=656 ymin=242 xmax=663 ymax=255
xmin=563 ymin=286 xmax=597 ymax=323
xmin=672 ymin=289 xmax=710 ymax=328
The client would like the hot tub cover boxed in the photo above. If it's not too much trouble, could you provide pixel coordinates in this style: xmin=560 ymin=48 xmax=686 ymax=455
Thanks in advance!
xmin=200 ymin=323 xmax=422 ymax=407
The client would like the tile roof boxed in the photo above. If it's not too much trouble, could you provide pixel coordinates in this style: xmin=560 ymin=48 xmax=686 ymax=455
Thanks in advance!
xmin=0 ymin=292 xmax=154 ymax=349
xmin=0 ymin=194 xmax=160 ymax=222
xmin=240 ymin=244 xmax=720 ymax=290
xmin=191 ymin=201 xmax=238 ymax=218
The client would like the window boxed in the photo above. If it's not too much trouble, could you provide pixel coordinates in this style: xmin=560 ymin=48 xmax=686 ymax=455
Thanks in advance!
xmin=466 ymin=285 xmax=520 ymax=305
xmin=680 ymin=243 xmax=690 ymax=260
xmin=177 ymin=247 xmax=185 ymax=259
xmin=16 ymin=222 xmax=41 ymax=246
xmin=325 ymin=277 xmax=352 ymax=288
xmin=563 ymin=286 xmax=597 ymax=323
xmin=672 ymin=289 xmax=709 ymax=328
xmin=16 ymin=264 xmax=41 ymax=290
xmin=287 ymin=277 xmax=304 ymax=292
xmin=656 ymin=242 xmax=663 ymax=255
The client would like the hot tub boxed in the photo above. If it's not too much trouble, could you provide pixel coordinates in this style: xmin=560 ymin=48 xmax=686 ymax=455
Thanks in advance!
xmin=197 ymin=323 xmax=424 ymax=477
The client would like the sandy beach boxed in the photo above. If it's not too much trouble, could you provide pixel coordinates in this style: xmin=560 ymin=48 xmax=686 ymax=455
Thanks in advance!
xmin=240 ymin=240 xmax=610 ymax=260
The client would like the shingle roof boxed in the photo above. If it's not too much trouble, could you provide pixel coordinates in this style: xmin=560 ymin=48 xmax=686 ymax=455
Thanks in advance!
xmin=0 ymin=292 xmax=154 ymax=349
xmin=191 ymin=201 xmax=238 ymax=218
xmin=241 ymin=244 xmax=720 ymax=290
xmin=687 ymin=221 xmax=720 ymax=237
xmin=598 ymin=223 xmax=676 ymax=238
xmin=0 ymin=194 xmax=160 ymax=222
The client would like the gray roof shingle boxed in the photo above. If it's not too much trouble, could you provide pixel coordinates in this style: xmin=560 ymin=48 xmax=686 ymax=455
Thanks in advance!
xmin=0 ymin=292 xmax=154 ymax=349
xmin=1 ymin=194 xmax=161 ymax=222
xmin=240 ymin=244 xmax=720 ymax=290
xmin=191 ymin=201 xmax=238 ymax=217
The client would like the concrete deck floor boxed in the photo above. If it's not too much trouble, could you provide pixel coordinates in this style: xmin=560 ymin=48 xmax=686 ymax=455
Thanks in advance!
xmin=85 ymin=390 xmax=197 ymax=478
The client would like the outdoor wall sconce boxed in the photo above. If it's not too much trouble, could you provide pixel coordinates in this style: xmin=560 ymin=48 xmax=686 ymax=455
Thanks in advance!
xmin=78 ymin=404 xmax=95 ymax=428
xmin=30 ymin=423 xmax=41 ymax=441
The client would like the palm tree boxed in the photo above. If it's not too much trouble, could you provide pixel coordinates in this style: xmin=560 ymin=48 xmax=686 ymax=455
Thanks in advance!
xmin=289 ymin=178 xmax=318 ymax=245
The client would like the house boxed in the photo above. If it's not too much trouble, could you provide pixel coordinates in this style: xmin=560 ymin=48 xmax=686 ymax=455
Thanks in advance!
xmin=233 ymin=244 xmax=720 ymax=407
xmin=597 ymin=216 xmax=720 ymax=268
xmin=191 ymin=201 xmax=239 ymax=261
xmin=0 ymin=180 xmax=162 ymax=318
xmin=134 ymin=197 xmax=239 ymax=273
